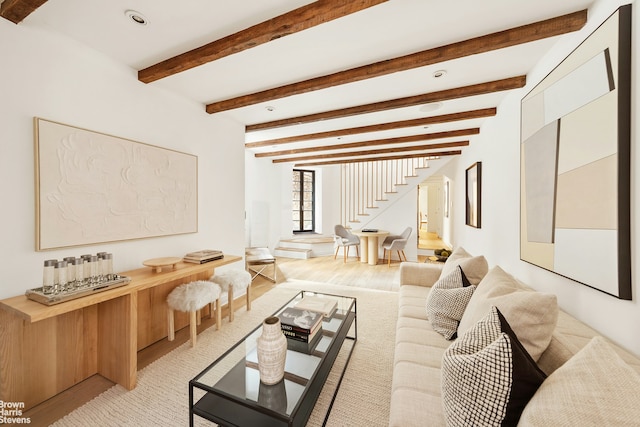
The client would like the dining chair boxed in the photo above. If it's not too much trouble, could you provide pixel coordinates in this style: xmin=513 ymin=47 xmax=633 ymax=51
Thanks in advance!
xmin=382 ymin=227 xmax=412 ymax=267
xmin=333 ymin=224 xmax=360 ymax=263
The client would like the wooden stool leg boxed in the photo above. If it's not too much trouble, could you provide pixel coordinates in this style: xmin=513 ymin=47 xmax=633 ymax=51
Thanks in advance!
xmin=216 ymin=298 xmax=222 ymax=330
xmin=196 ymin=309 xmax=202 ymax=326
xmin=246 ymin=284 xmax=252 ymax=311
xmin=189 ymin=311 xmax=197 ymax=348
xmin=228 ymin=287 xmax=235 ymax=322
xmin=167 ymin=307 xmax=175 ymax=341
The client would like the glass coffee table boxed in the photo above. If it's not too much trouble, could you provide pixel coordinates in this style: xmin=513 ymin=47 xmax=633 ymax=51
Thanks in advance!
xmin=189 ymin=291 xmax=357 ymax=427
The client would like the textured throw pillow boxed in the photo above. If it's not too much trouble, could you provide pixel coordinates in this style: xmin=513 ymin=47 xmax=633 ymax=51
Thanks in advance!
xmin=440 ymin=247 xmax=488 ymax=285
xmin=457 ymin=266 xmax=557 ymax=361
xmin=519 ymin=336 xmax=640 ymax=426
xmin=425 ymin=266 xmax=476 ymax=340
xmin=441 ymin=306 xmax=547 ymax=426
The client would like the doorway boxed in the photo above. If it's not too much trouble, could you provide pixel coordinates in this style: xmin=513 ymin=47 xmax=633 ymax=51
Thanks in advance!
xmin=417 ymin=176 xmax=449 ymax=250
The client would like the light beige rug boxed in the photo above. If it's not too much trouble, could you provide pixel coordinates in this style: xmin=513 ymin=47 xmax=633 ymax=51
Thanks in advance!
xmin=52 ymin=280 xmax=398 ymax=427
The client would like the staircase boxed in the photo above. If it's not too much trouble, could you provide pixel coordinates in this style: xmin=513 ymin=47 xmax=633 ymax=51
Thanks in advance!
xmin=340 ymin=156 xmax=447 ymax=229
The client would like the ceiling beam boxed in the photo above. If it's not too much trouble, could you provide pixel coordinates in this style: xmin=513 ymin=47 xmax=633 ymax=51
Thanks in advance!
xmin=294 ymin=150 xmax=462 ymax=167
xmin=206 ymin=10 xmax=586 ymax=114
xmin=138 ymin=0 xmax=388 ymax=83
xmin=255 ymin=128 xmax=478 ymax=157
xmin=0 ymin=0 xmax=47 ymax=24
xmin=246 ymin=107 xmax=495 ymax=146
xmin=273 ymin=140 xmax=469 ymax=163
xmin=248 ymin=76 xmax=525 ymax=130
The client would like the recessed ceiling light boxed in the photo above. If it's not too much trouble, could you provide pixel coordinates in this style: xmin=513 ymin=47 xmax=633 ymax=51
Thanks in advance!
xmin=125 ymin=10 xmax=148 ymax=26
xmin=265 ymin=106 xmax=275 ymax=112
xmin=419 ymin=102 xmax=442 ymax=113
xmin=433 ymin=70 xmax=447 ymax=78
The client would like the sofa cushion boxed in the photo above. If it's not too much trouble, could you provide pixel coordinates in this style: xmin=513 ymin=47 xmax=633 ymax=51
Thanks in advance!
xmin=458 ymin=266 xmax=557 ymax=361
xmin=440 ymin=247 xmax=488 ymax=285
xmin=519 ymin=336 xmax=640 ymax=426
xmin=442 ymin=306 xmax=546 ymax=426
xmin=426 ymin=266 xmax=476 ymax=339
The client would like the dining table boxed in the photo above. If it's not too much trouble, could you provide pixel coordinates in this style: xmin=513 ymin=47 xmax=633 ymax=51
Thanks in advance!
xmin=351 ymin=229 xmax=389 ymax=266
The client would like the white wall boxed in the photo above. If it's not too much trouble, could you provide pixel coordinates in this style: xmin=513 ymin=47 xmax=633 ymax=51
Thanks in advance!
xmin=244 ymin=155 xmax=342 ymax=248
xmin=446 ymin=0 xmax=640 ymax=356
xmin=0 ymin=20 xmax=246 ymax=299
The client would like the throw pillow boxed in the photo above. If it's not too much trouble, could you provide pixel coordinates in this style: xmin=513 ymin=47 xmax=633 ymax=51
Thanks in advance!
xmin=440 ymin=247 xmax=488 ymax=285
xmin=441 ymin=306 xmax=547 ymax=426
xmin=519 ymin=336 xmax=640 ymax=426
xmin=425 ymin=266 xmax=476 ymax=340
xmin=457 ymin=266 xmax=557 ymax=361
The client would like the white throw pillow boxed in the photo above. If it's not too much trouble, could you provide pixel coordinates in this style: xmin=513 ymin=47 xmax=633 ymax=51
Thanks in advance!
xmin=425 ymin=266 xmax=476 ymax=340
xmin=442 ymin=306 xmax=546 ymax=426
xmin=519 ymin=336 xmax=640 ymax=426
xmin=457 ymin=266 xmax=557 ymax=361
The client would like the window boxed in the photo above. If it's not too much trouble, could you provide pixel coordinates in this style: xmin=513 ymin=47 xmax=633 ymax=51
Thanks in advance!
xmin=292 ymin=169 xmax=315 ymax=233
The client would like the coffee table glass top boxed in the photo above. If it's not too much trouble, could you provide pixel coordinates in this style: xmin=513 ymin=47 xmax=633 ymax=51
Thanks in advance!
xmin=190 ymin=291 xmax=357 ymax=426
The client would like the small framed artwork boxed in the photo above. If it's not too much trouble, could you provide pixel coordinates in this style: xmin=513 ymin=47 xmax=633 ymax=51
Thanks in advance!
xmin=465 ymin=162 xmax=481 ymax=228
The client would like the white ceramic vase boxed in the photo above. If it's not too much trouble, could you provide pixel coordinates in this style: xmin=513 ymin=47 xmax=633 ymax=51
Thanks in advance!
xmin=257 ymin=316 xmax=287 ymax=385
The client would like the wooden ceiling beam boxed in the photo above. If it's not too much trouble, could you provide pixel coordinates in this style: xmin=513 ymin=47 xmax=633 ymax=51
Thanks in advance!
xmin=248 ymin=76 xmax=525 ymax=130
xmin=273 ymin=140 xmax=469 ymax=163
xmin=294 ymin=150 xmax=462 ymax=167
xmin=207 ymin=10 xmax=586 ymax=114
xmin=139 ymin=0 xmax=388 ymax=83
xmin=246 ymin=107 xmax=495 ymax=147
xmin=255 ymin=128 xmax=478 ymax=157
xmin=0 ymin=0 xmax=48 ymax=24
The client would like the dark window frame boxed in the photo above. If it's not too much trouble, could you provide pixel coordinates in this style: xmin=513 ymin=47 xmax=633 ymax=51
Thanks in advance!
xmin=292 ymin=169 xmax=315 ymax=233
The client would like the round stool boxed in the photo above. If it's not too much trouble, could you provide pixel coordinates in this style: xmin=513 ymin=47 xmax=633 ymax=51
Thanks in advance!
xmin=210 ymin=270 xmax=251 ymax=322
xmin=166 ymin=280 xmax=222 ymax=347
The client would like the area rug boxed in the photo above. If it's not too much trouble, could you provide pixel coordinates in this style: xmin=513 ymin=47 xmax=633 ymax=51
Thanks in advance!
xmin=52 ymin=280 xmax=399 ymax=427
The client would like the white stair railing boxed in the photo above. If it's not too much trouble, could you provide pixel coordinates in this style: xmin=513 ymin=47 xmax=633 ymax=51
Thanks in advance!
xmin=339 ymin=157 xmax=435 ymax=226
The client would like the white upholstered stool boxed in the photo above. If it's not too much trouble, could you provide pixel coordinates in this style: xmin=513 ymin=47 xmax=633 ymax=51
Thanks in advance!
xmin=209 ymin=270 xmax=252 ymax=322
xmin=166 ymin=280 xmax=222 ymax=348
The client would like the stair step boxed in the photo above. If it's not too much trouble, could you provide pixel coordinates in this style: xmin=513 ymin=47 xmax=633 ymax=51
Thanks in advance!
xmin=273 ymin=247 xmax=312 ymax=259
xmin=280 ymin=237 xmax=334 ymax=244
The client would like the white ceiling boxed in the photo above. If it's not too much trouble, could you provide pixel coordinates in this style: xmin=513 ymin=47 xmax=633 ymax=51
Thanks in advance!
xmin=17 ymin=0 xmax=595 ymax=163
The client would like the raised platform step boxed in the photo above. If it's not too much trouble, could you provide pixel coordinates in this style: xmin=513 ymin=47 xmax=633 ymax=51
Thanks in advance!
xmin=275 ymin=235 xmax=335 ymax=259
xmin=273 ymin=247 xmax=312 ymax=259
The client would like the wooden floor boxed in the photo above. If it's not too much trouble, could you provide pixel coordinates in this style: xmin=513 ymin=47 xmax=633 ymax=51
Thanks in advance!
xmin=418 ymin=228 xmax=449 ymax=250
xmin=24 ymin=255 xmax=402 ymax=426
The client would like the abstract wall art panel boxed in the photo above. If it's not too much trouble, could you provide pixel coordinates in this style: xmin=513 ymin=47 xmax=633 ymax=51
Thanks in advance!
xmin=35 ymin=118 xmax=198 ymax=250
xmin=520 ymin=5 xmax=631 ymax=299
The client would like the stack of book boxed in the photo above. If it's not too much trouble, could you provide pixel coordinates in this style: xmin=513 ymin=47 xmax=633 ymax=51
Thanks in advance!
xmin=183 ymin=249 xmax=224 ymax=264
xmin=278 ymin=307 xmax=323 ymax=352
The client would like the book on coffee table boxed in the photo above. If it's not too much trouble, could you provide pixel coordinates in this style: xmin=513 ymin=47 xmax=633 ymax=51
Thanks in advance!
xmin=278 ymin=307 xmax=323 ymax=335
xmin=295 ymin=296 xmax=338 ymax=318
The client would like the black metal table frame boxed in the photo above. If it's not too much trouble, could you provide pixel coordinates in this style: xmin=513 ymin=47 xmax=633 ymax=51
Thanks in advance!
xmin=189 ymin=290 xmax=357 ymax=427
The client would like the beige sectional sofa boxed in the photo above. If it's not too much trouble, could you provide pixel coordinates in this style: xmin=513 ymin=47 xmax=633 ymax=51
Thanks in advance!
xmin=389 ymin=248 xmax=640 ymax=426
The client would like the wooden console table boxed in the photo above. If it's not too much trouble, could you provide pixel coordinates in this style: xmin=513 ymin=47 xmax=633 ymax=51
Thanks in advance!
xmin=0 ymin=255 xmax=241 ymax=410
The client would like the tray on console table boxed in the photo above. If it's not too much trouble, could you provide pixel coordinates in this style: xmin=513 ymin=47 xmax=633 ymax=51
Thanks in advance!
xmin=25 ymin=275 xmax=131 ymax=306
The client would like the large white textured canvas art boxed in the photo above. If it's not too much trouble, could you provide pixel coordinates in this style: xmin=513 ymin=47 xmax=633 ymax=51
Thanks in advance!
xmin=35 ymin=118 xmax=198 ymax=250
xmin=520 ymin=5 xmax=631 ymax=299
